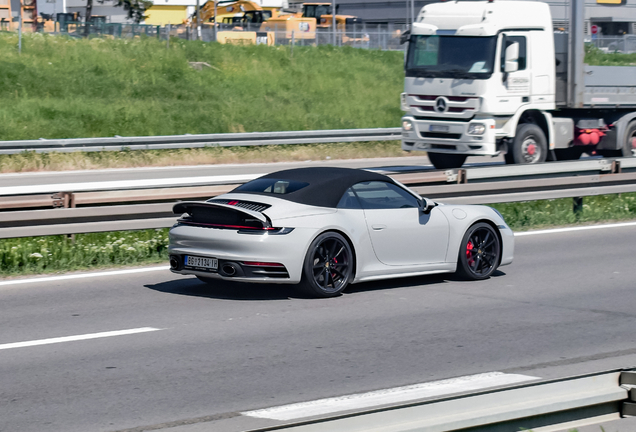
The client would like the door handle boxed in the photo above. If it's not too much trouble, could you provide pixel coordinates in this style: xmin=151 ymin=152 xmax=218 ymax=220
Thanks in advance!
xmin=372 ymin=224 xmax=387 ymax=231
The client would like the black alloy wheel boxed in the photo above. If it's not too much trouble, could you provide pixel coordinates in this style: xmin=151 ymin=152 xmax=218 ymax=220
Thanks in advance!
xmin=298 ymin=232 xmax=353 ymax=298
xmin=456 ymin=222 xmax=501 ymax=280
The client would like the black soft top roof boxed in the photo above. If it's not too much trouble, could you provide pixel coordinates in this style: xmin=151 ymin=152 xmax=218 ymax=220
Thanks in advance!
xmin=231 ymin=167 xmax=395 ymax=208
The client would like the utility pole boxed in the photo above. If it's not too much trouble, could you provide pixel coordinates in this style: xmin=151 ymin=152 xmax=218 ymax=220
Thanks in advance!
xmin=18 ymin=1 xmax=22 ymax=54
xmin=411 ymin=0 xmax=415 ymax=26
xmin=214 ymin=0 xmax=217 ymax=41
xmin=332 ymin=0 xmax=336 ymax=45
xmin=196 ymin=0 xmax=201 ymax=40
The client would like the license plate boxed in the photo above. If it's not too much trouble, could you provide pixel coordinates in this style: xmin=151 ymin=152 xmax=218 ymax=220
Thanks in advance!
xmin=429 ymin=125 xmax=450 ymax=132
xmin=185 ymin=255 xmax=218 ymax=270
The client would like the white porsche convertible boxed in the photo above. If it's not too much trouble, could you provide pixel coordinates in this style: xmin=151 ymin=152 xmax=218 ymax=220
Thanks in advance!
xmin=168 ymin=167 xmax=514 ymax=297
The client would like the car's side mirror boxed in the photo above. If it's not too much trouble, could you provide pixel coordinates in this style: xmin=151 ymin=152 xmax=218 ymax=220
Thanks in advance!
xmin=418 ymin=197 xmax=436 ymax=214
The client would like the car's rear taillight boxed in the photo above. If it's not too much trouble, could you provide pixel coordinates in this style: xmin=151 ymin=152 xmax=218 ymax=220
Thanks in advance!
xmin=237 ymin=227 xmax=294 ymax=235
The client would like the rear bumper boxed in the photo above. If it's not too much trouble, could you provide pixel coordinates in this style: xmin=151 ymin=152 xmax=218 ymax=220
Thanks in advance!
xmin=168 ymin=224 xmax=319 ymax=284
xmin=401 ymin=116 xmax=498 ymax=156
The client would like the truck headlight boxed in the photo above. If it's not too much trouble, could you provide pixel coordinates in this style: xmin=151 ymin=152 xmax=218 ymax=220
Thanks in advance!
xmin=400 ymin=93 xmax=409 ymax=111
xmin=402 ymin=120 xmax=413 ymax=132
xmin=467 ymin=123 xmax=486 ymax=135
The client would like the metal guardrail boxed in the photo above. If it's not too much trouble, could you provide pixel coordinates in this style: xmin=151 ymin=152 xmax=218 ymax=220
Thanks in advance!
xmin=0 ymin=128 xmax=402 ymax=155
xmin=0 ymin=157 xmax=635 ymax=238
xmin=251 ymin=369 xmax=636 ymax=432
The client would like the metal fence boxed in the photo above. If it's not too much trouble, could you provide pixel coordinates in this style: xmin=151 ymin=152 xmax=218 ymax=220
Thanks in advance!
xmin=1 ymin=19 xmax=407 ymax=50
xmin=589 ymin=35 xmax=636 ymax=53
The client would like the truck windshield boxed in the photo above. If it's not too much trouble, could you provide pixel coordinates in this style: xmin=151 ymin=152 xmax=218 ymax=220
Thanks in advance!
xmin=406 ymin=35 xmax=497 ymax=79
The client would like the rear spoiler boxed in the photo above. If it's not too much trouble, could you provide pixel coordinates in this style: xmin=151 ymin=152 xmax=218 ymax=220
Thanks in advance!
xmin=173 ymin=201 xmax=271 ymax=228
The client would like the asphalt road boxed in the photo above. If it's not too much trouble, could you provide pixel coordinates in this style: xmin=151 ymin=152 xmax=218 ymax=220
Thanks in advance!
xmin=2 ymin=224 xmax=636 ymax=432
xmin=0 ymin=155 xmax=504 ymax=188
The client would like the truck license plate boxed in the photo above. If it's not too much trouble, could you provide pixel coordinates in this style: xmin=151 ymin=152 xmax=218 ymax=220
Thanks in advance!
xmin=429 ymin=125 xmax=450 ymax=132
xmin=185 ymin=255 xmax=218 ymax=270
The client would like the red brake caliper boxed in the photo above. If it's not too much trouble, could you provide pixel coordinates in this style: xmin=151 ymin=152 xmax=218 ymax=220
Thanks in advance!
xmin=332 ymin=258 xmax=338 ymax=280
xmin=466 ymin=241 xmax=474 ymax=266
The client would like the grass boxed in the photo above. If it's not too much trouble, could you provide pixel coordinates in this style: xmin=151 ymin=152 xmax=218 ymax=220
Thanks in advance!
xmin=0 ymin=229 xmax=169 ymax=277
xmin=0 ymin=32 xmax=403 ymax=142
xmin=2 ymin=193 xmax=636 ymax=277
xmin=585 ymin=43 xmax=636 ymax=66
xmin=0 ymin=36 xmax=632 ymax=147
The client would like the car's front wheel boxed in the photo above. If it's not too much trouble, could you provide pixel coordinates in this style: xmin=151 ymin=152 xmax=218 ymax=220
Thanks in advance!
xmin=456 ymin=222 xmax=501 ymax=280
xmin=297 ymin=232 xmax=353 ymax=298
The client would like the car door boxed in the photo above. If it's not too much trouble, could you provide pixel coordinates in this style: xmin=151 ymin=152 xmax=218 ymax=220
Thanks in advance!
xmin=351 ymin=181 xmax=450 ymax=266
xmin=496 ymin=33 xmax=531 ymax=112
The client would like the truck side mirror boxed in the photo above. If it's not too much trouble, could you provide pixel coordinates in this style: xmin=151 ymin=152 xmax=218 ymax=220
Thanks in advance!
xmin=400 ymin=29 xmax=411 ymax=45
xmin=504 ymin=42 xmax=519 ymax=73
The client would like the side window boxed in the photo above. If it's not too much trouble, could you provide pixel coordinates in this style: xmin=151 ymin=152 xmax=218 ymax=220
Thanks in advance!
xmin=351 ymin=181 xmax=419 ymax=210
xmin=337 ymin=188 xmax=362 ymax=209
xmin=501 ymin=35 xmax=527 ymax=71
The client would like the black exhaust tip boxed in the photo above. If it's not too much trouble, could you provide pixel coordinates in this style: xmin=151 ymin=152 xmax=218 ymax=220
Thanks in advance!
xmin=169 ymin=255 xmax=180 ymax=270
xmin=221 ymin=264 xmax=237 ymax=276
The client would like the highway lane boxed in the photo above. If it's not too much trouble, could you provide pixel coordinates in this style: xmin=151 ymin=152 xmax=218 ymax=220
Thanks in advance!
xmin=0 ymin=155 xmax=504 ymax=188
xmin=1 ymin=224 xmax=636 ymax=432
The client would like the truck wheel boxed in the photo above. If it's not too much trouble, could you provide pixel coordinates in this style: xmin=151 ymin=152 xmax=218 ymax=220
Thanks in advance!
xmin=509 ymin=124 xmax=547 ymax=164
xmin=427 ymin=152 xmax=467 ymax=169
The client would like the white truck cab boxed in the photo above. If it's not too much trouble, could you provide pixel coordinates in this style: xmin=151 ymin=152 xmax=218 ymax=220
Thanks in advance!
xmin=401 ymin=0 xmax=636 ymax=168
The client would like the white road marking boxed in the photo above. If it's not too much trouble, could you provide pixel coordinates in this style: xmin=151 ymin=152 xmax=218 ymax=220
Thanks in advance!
xmin=0 ymin=266 xmax=169 ymax=287
xmin=241 ymin=372 xmax=539 ymax=421
xmin=0 ymin=173 xmax=265 ymax=196
xmin=0 ymin=327 xmax=161 ymax=351
xmin=514 ymin=221 xmax=636 ymax=237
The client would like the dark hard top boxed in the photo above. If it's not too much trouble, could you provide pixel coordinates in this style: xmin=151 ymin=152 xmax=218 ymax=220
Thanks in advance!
xmin=231 ymin=167 xmax=396 ymax=208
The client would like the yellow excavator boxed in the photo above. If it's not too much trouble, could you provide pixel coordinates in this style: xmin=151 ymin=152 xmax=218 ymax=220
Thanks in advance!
xmin=298 ymin=2 xmax=366 ymax=45
xmin=190 ymin=0 xmax=316 ymax=45
xmin=190 ymin=0 xmax=267 ymax=27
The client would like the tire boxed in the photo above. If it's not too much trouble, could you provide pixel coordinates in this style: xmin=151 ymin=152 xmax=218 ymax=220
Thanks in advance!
xmin=623 ymin=121 xmax=636 ymax=157
xmin=456 ymin=222 xmax=501 ymax=280
xmin=554 ymin=147 xmax=584 ymax=161
xmin=427 ymin=152 xmax=468 ymax=169
xmin=297 ymin=232 xmax=354 ymax=298
xmin=508 ymin=123 xmax=547 ymax=164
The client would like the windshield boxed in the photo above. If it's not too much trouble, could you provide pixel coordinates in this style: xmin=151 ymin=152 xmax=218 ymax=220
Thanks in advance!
xmin=406 ymin=35 xmax=497 ymax=79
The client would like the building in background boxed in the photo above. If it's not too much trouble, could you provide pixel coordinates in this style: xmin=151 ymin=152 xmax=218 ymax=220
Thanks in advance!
xmin=35 ymin=0 xmax=287 ymax=24
xmin=336 ymin=0 xmax=636 ymax=35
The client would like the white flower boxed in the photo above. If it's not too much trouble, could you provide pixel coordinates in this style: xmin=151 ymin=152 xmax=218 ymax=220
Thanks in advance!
xmin=29 ymin=253 xmax=43 ymax=259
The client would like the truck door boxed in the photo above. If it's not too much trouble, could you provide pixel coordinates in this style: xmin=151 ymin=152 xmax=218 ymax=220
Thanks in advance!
xmin=496 ymin=33 xmax=531 ymax=112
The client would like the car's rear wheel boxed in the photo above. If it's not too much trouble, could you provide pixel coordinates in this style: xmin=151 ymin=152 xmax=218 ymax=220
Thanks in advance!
xmin=297 ymin=232 xmax=353 ymax=298
xmin=456 ymin=222 xmax=501 ymax=280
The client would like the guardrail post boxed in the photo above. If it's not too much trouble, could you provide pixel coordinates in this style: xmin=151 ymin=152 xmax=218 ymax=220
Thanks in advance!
xmin=52 ymin=192 xmax=74 ymax=208
xmin=573 ymin=197 xmax=583 ymax=218
xmin=620 ymin=371 xmax=636 ymax=417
